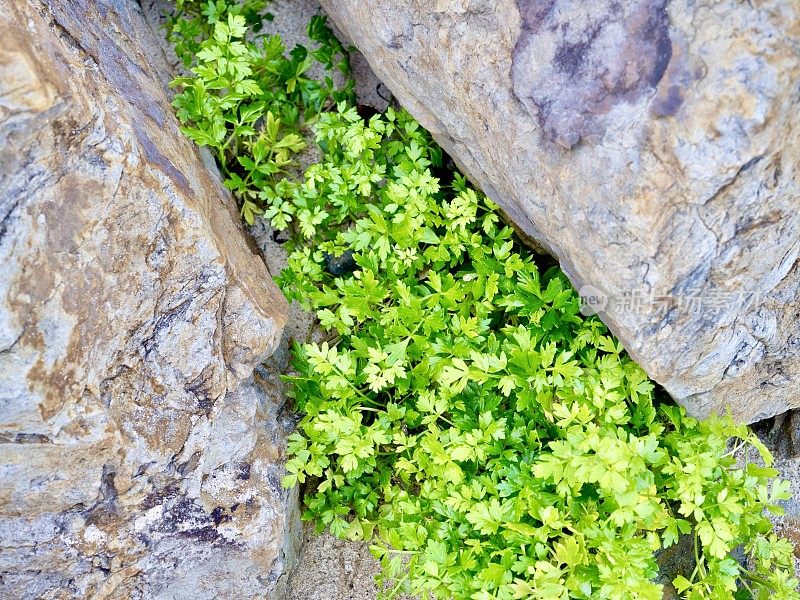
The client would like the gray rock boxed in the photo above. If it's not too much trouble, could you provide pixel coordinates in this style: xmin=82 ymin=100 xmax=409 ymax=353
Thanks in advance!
xmin=325 ymin=249 xmax=357 ymax=276
xmin=320 ymin=0 xmax=800 ymax=423
xmin=286 ymin=526 xmax=416 ymax=600
xmin=0 ymin=1 xmax=293 ymax=598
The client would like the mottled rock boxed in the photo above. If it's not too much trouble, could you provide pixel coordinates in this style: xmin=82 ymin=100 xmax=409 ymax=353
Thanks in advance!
xmin=286 ymin=526 xmax=416 ymax=600
xmin=321 ymin=0 xmax=800 ymax=422
xmin=0 ymin=1 xmax=293 ymax=598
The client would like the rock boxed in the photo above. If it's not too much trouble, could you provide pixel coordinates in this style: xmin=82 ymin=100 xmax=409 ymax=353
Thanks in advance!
xmin=285 ymin=526 xmax=417 ymax=600
xmin=321 ymin=0 xmax=800 ymax=423
xmin=325 ymin=249 xmax=357 ymax=276
xmin=0 ymin=1 xmax=294 ymax=598
xmin=286 ymin=527 xmax=383 ymax=600
xmin=752 ymin=410 xmax=800 ymax=457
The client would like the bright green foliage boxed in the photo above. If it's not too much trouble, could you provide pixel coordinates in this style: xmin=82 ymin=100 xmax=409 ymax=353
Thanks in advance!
xmin=167 ymin=0 xmax=354 ymax=224
xmin=167 ymin=0 xmax=271 ymax=66
xmin=274 ymin=107 xmax=798 ymax=600
xmin=167 ymin=7 xmax=799 ymax=600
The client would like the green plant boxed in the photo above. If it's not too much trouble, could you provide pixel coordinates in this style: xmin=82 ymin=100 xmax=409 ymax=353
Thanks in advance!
xmin=274 ymin=107 xmax=798 ymax=600
xmin=167 ymin=0 xmax=270 ymax=67
xmin=167 ymin=7 xmax=799 ymax=600
xmin=167 ymin=0 xmax=354 ymax=223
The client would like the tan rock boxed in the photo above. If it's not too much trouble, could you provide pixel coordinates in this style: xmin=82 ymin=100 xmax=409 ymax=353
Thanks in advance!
xmin=0 ymin=1 xmax=293 ymax=598
xmin=321 ymin=0 xmax=800 ymax=422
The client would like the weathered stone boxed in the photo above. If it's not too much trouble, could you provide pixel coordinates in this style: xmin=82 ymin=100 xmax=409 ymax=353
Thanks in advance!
xmin=285 ymin=525 xmax=417 ymax=600
xmin=0 ymin=1 xmax=294 ymax=598
xmin=321 ymin=0 xmax=800 ymax=422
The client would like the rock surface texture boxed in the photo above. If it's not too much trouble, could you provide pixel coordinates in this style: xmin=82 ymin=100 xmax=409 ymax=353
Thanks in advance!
xmin=0 ymin=1 xmax=293 ymax=598
xmin=322 ymin=0 xmax=800 ymax=422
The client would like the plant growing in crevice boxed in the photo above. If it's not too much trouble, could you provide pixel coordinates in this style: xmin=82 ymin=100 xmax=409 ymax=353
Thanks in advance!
xmin=275 ymin=106 xmax=798 ymax=600
xmin=167 ymin=0 xmax=354 ymax=223
xmin=167 ymin=5 xmax=799 ymax=599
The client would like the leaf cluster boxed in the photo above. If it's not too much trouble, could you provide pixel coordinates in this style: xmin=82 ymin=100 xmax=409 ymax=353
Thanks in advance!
xmin=167 ymin=8 xmax=799 ymax=600
xmin=275 ymin=108 xmax=798 ymax=600
xmin=167 ymin=0 xmax=354 ymax=223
